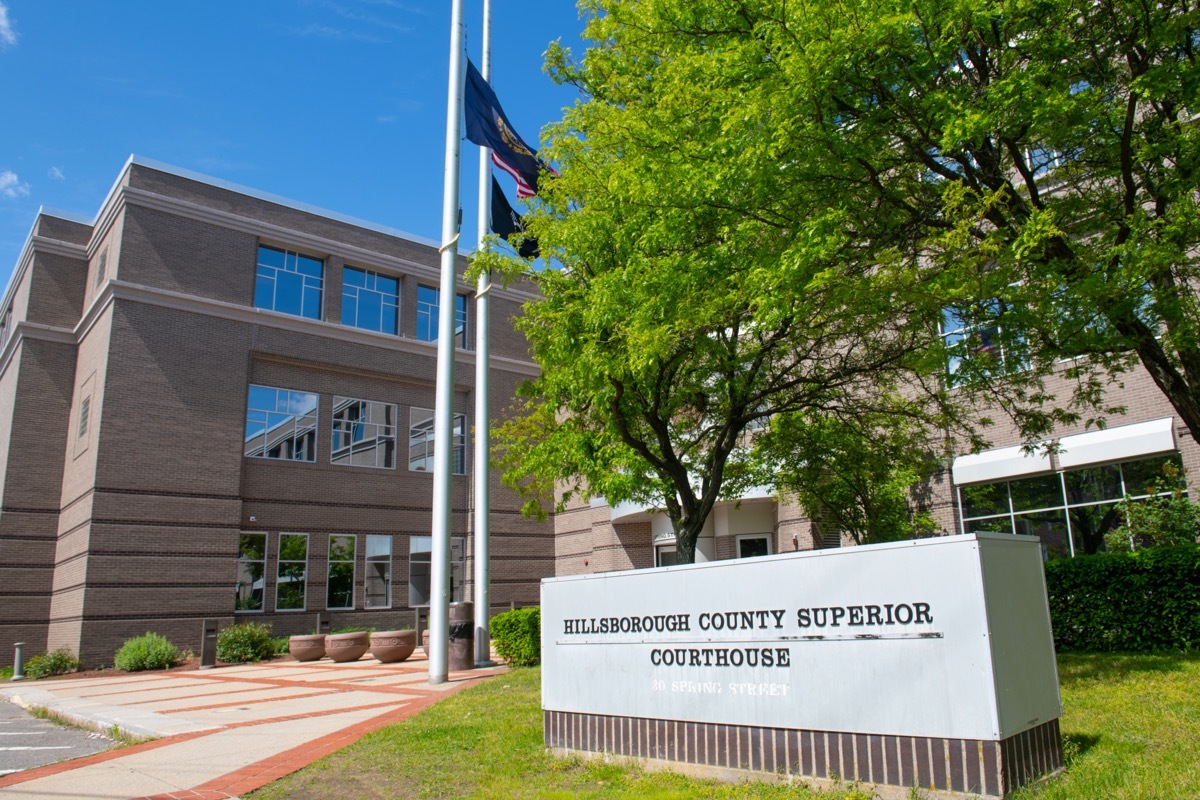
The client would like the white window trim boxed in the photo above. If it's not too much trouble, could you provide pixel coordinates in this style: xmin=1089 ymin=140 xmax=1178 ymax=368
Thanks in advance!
xmin=735 ymin=533 xmax=773 ymax=558
xmin=364 ymin=534 xmax=393 ymax=610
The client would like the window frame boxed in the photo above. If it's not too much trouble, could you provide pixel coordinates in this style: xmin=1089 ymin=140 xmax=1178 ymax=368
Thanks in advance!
xmin=276 ymin=533 xmax=309 ymax=612
xmin=407 ymin=535 xmax=465 ymax=607
xmin=735 ymin=533 xmax=772 ymax=559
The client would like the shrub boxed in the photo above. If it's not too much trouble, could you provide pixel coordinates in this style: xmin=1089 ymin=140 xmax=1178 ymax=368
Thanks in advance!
xmin=25 ymin=648 xmax=81 ymax=679
xmin=216 ymin=622 xmax=276 ymax=663
xmin=271 ymin=636 xmax=291 ymax=656
xmin=490 ymin=607 xmax=540 ymax=667
xmin=1045 ymin=544 xmax=1200 ymax=652
xmin=114 ymin=632 xmax=182 ymax=672
xmin=1105 ymin=464 xmax=1200 ymax=552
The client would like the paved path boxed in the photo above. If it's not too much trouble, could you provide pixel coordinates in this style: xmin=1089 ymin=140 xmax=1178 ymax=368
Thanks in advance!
xmin=0 ymin=654 xmax=503 ymax=800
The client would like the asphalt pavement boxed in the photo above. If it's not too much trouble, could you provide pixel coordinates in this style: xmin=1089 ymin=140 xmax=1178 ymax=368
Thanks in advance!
xmin=0 ymin=700 xmax=114 ymax=777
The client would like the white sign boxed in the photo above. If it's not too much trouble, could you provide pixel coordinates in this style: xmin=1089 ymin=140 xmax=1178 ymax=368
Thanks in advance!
xmin=541 ymin=532 xmax=1061 ymax=741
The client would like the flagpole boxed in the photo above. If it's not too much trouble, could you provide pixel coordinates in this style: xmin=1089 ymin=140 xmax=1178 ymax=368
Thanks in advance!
xmin=429 ymin=0 xmax=465 ymax=686
xmin=473 ymin=0 xmax=494 ymax=668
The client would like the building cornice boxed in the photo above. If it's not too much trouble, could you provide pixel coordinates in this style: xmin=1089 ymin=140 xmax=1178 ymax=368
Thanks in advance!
xmin=76 ymin=279 xmax=540 ymax=378
xmin=0 ymin=321 xmax=77 ymax=382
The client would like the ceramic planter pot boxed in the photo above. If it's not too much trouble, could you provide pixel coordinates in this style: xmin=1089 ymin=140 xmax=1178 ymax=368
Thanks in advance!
xmin=326 ymin=631 xmax=369 ymax=663
xmin=369 ymin=630 xmax=416 ymax=663
xmin=289 ymin=634 xmax=326 ymax=662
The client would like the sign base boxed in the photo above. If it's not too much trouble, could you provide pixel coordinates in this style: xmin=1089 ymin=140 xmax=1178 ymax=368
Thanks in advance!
xmin=545 ymin=711 xmax=1063 ymax=798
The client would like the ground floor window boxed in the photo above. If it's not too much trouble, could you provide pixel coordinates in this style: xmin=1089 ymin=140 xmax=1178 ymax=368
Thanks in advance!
xmin=958 ymin=452 xmax=1185 ymax=558
xmin=654 ymin=542 xmax=677 ymax=567
xmin=408 ymin=535 xmax=465 ymax=606
xmin=365 ymin=535 xmax=392 ymax=609
xmin=327 ymin=535 xmax=357 ymax=610
xmin=736 ymin=534 xmax=771 ymax=559
xmin=236 ymin=533 xmax=267 ymax=612
xmin=277 ymin=533 xmax=309 ymax=610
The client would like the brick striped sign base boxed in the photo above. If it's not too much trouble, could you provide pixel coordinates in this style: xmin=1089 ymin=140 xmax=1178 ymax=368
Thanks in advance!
xmin=544 ymin=711 xmax=1062 ymax=798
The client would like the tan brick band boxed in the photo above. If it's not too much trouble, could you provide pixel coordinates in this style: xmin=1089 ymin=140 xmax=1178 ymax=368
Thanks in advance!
xmin=544 ymin=710 xmax=1062 ymax=798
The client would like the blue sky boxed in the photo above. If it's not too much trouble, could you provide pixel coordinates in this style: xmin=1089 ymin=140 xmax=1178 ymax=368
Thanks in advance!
xmin=0 ymin=0 xmax=589 ymax=283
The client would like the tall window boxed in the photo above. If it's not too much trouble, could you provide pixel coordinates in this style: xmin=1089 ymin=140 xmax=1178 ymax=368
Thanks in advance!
xmin=408 ymin=407 xmax=466 ymax=474
xmin=236 ymin=533 xmax=267 ymax=612
xmin=365 ymin=535 xmax=392 ymax=609
xmin=342 ymin=266 xmax=399 ymax=334
xmin=254 ymin=245 xmax=324 ymax=320
xmin=327 ymin=535 xmax=357 ymax=610
xmin=95 ymin=249 xmax=108 ymax=288
xmin=277 ymin=533 xmax=309 ymax=611
xmin=408 ymin=535 xmax=464 ymax=606
xmin=415 ymin=285 xmax=469 ymax=349
xmin=245 ymin=385 xmax=318 ymax=461
xmin=959 ymin=453 xmax=1186 ymax=558
xmin=332 ymin=397 xmax=396 ymax=469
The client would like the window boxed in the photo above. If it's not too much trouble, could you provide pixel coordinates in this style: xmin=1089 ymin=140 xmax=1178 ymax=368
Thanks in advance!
xmin=78 ymin=396 xmax=91 ymax=440
xmin=959 ymin=453 xmax=1185 ymax=557
xmin=736 ymin=534 xmax=771 ymax=559
xmin=408 ymin=407 xmax=466 ymax=474
xmin=277 ymin=533 xmax=309 ymax=611
xmin=332 ymin=397 xmax=396 ymax=469
xmin=244 ymin=385 xmax=318 ymax=461
xmin=0 ymin=306 xmax=11 ymax=348
xmin=408 ymin=535 xmax=465 ymax=606
xmin=95 ymin=250 xmax=107 ymax=288
xmin=236 ymin=533 xmax=267 ymax=612
xmin=654 ymin=543 xmax=677 ymax=567
xmin=940 ymin=302 xmax=1021 ymax=380
xmin=327 ymin=535 xmax=357 ymax=610
xmin=365 ymin=535 xmax=392 ymax=609
xmin=342 ymin=266 xmax=399 ymax=334
xmin=254 ymin=244 xmax=324 ymax=320
xmin=416 ymin=285 xmax=469 ymax=349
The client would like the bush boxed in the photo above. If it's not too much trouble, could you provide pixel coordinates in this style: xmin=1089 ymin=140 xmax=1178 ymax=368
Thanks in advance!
xmin=113 ymin=632 xmax=182 ymax=672
xmin=490 ymin=607 xmax=540 ymax=666
xmin=25 ymin=647 xmax=81 ymax=679
xmin=1045 ymin=544 xmax=1200 ymax=652
xmin=216 ymin=622 xmax=276 ymax=663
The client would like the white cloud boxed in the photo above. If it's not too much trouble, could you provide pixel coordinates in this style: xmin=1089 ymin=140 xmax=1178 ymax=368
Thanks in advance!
xmin=48 ymin=166 xmax=64 ymax=181
xmin=290 ymin=23 xmax=385 ymax=43
xmin=0 ymin=2 xmax=17 ymax=48
xmin=0 ymin=170 xmax=30 ymax=199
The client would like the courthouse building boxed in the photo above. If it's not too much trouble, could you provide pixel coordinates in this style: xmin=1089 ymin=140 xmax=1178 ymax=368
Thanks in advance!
xmin=0 ymin=157 xmax=553 ymax=665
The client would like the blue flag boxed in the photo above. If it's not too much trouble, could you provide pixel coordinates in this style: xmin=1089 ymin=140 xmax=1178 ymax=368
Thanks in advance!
xmin=465 ymin=59 xmax=550 ymax=198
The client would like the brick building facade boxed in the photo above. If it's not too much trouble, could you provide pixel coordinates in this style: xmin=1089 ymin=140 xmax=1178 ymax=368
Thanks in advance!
xmin=0 ymin=157 xmax=553 ymax=665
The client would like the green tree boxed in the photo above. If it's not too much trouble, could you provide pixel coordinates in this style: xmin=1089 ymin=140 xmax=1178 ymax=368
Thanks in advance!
xmin=761 ymin=415 xmax=943 ymax=546
xmin=479 ymin=1 xmax=959 ymax=564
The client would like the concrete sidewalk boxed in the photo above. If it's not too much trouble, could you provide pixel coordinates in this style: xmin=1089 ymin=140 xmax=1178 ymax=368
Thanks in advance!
xmin=0 ymin=654 xmax=504 ymax=800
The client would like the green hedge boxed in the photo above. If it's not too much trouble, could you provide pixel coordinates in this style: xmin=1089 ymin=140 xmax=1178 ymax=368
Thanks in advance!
xmin=114 ymin=632 xmax=183 ymax=671
xmin=490 ymin=607 xmax=540 ymax=666
xmin=1045 ymin=544 xmax=1200 ymax=652
xmin=216 ymin=622 xmax=277 ymax=663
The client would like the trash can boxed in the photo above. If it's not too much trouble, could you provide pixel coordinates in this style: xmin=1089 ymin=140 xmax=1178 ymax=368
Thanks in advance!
xmin=449 ymin=601 xmax=474 ymax=671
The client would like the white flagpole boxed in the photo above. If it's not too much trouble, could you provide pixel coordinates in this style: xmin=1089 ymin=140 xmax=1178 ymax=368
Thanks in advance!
xmin=430 ymin=0 xmax=466 ymax=686
xmin=473 ymin=0 xmax=494 ymax=667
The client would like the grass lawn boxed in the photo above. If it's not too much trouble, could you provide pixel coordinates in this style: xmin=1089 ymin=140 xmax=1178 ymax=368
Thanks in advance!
xmin=249 ymin=653 xmax=1200 ymax=800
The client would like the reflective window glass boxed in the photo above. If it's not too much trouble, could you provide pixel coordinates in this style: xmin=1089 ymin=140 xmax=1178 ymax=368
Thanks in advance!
xmin=1008 ymin=473 xmax=1063 ymax=512
xmin=365 ymin=535 xmax=392 ymax=609
xmin=965 ymin=517 xmax=1014 ymax=534
xmin=416 ymin=285 xmax=470 ymax=348
xmin=236 ymin=533 xmax=267 ymax=612
xmin=1064 ymin=465 xmax=1122 ymax=506
xmin=1121 ymin=454 xmax=1184 ymax=497
xmin=245 ymin=385 xmax=318 ymax=461
xmin=737 ymin=536 xmax=770 ymax=559
xmin=1068 ymin=503 xmax=1121 ymax=556
xmin=1014 ymin=509 xmax=1071 ymax=560
xmin=332 ymin=397 xmax=396 ymax=469
xmin=277 ymin=534 xmax=308 ymax=611
xmin=342 ymin=266 xmax=399 ymax=334
xmin=327 ymin=535 xmax=356 ymax=610
xmin=409 ymin=408 xmax=466 ymax=475
xmin=254 ymin=245 xmax=323 ymax=320
xmin=960 ymin=481 xmax=1009 ymax=519
xmin=408 ymin=535 xmax=464 ymax=606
